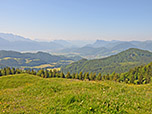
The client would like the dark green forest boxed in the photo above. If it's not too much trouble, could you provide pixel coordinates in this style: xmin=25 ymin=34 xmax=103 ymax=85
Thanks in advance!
xmin=1 ymin=60 xmax=152 ymax=84
xmin=62 ymin=48 xmax=152 ymax=74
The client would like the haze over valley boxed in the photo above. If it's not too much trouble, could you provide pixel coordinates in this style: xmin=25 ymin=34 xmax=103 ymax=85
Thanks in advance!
xmin=1 ymin=33 xmax=152 ymax=59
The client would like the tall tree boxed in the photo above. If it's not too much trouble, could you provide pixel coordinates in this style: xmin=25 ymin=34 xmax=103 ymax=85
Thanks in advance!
xmin=89 ymin=72 xmax=93 ymax=81
xmin=105 ymin=74 xmax=110 ymax=80
xmin=72 ymin=73 xmax=76 ymax=79
xmin=6 ymin=67 xmax=12 ymax=75
xmin=66 ymin=72 xmax=71 ymax=79
xmin=0 ymin=70 xmax=2 ymax=76
xmin=79 ymin=72 xmax=83 ymax=80
xmin=44 ymin=69 xmax=49 ymax=78
xmin=113 ymin=73 xmax=119 ymax=81
xmin=11 ymin=68 xmax=16 ymax=74
xmin=96 ymin=73 xmax=102 ymax=81
xmin=84 ymin=72 xmax=89 ymax=80
xmin=138 ymin=73 xmax=143 ymax=84
xmin=75 ymin=73 xmax=79 ymax=79
xmin=60 ymin=72 xmax=65 ymax=78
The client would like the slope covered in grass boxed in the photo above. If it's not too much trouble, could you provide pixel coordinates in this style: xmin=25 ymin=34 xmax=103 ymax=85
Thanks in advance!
xmin=0 ymin=74 xmax=152 ymax=113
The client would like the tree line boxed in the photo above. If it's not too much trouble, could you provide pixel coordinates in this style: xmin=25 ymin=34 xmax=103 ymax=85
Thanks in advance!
xmin=1 ymin=62 xmax=152 ymax=85
xmin=0 ymin=67 xmax=22 ymax=76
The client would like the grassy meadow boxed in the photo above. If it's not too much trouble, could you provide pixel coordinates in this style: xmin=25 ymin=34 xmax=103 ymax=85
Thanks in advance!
xmin=0 ymin=74 xmax=152 ymax=114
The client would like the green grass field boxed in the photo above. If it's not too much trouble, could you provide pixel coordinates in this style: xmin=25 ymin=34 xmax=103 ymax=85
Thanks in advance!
xmin=0 ymin=74 xmax=152 ymax=114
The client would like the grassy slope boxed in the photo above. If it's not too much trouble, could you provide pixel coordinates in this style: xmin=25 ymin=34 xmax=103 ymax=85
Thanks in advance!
xmin=0 ymin=74 xmax=152 ymax=114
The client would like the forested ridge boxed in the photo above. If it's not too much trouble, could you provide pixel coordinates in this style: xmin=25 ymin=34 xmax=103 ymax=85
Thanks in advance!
xmin=1 ymin=60 xmax=152 ymax=84
xmin=62 ymin=48 xmax=152 ymax=74
xmin=0 ymin=50 xmax=82 ymax=67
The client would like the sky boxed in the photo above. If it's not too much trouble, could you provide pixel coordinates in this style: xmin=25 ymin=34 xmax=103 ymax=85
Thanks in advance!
xmin=0 ymin=0 xmax=152 ymax=41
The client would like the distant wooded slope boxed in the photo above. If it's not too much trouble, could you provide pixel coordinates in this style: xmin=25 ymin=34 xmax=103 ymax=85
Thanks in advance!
xmin=61 ymin=48 xmax=152 ymax=74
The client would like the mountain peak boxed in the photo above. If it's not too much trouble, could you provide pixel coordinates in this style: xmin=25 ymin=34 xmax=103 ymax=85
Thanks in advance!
xmin=0 ymin=33 xmax=31 ymax=42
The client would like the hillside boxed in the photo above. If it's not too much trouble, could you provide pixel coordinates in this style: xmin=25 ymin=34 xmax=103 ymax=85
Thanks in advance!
xmin=62 ymin=48 xmax=152 ymax=74
xmin=0 ymin=74 xmax=151 ymax=113
xmin=0 ymin=50 xmax=82 ymax=68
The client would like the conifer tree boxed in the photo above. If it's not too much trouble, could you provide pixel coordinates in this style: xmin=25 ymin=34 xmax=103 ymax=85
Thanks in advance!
xmin=110 ymin=72 xmax=115 ymax=80
xmin=0 ymin=70 xmax=2 ymax=76
xmin=138 ymin=73 xmax=143 ymax=84
xmin=56 ymin=72 xmax=60 ymax=78
xmin=41 ymin=73 xmax=45 ymax=78
xmin=145 ymin=72 xmax=150 ymax=83
xmin=125 ymin=78 xmax=129 ymax=83
xmin=26 ymin=69 xmax=31 ymax=74
xmin=105 ymin=74 xmax=110 ymax=80
xmin=2 ymin=68 xmax=6 ymax=75
xmin=72 ymin=73 xmax=76 ymax=79
xmin=96 ymin=72 xmax=102 ymax=81
xmin=93 ymin=73 xmax=96 ymax=80
xmin=6 ymin=67 xmax=11 ymax=75
xmin=66 ymin=72 xmax=71 ymax=79
xmin=52 ymin=70 xmax=56 ymax=77
xmin=89 ymin=72 xmax=94 ymax=80
xmin=75 ymin=73 xmax=79 ymax=79
xmin=11 ymin=68 xmax=16 ymax=74
xmin=82 ymin=72 xmax=86 ymax=80
xmin=130 ymin=75 xmax=135 ymax=84
xmin=49 ymin=70 xmax=53 ymax=78
xmin=79 ymin=72 xmax=83 ymax=80
xmin=60 ymin=72 xmax=65 ymax=78
xmin=37 ymin=69 xmax=44 ymax=77
xmin=31 ymin=69 xmax=36 ymax=75
xmin=84 ymin=72 xmax=89 ymax=80
xmin=44 ymin=69 xmax=49 ymax=78
xmin=102 ymin=75 xmax=106 ymax=80
xmin=113 ymin=73 xmax=119 ymax=81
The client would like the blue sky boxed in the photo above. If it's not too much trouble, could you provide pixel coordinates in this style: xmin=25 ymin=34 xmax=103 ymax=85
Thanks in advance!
xmin=0 ymin=0 xmax=152 ymax=41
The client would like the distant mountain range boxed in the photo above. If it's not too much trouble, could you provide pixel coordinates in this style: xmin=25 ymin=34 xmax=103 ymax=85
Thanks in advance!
xmin=61 ymin=48 xmax=152 ymax=74
xmin=57 ymin=40 xmax=152 ymax=59
xmin=0 ymin=33 xmax=92 ymax=51
xmin=0 ymin=33 xmax=64 ymax=51
xmin=1 ymin=33 xmax=152 ymax=59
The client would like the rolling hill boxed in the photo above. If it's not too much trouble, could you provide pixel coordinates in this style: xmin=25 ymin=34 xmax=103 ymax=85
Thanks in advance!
xmin=0 ymin=50 xmax=82 ymax=68
xmin=61 ymin=48 xmax=152 ymax=74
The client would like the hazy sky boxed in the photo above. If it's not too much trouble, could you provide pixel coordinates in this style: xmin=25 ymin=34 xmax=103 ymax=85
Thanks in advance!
xmin=0 ymin=0 xmax=152 ymax=41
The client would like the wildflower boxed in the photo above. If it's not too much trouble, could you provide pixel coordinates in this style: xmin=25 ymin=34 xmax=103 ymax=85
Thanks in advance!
xmin=90 ymin=107 xmax=93 ymax=110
